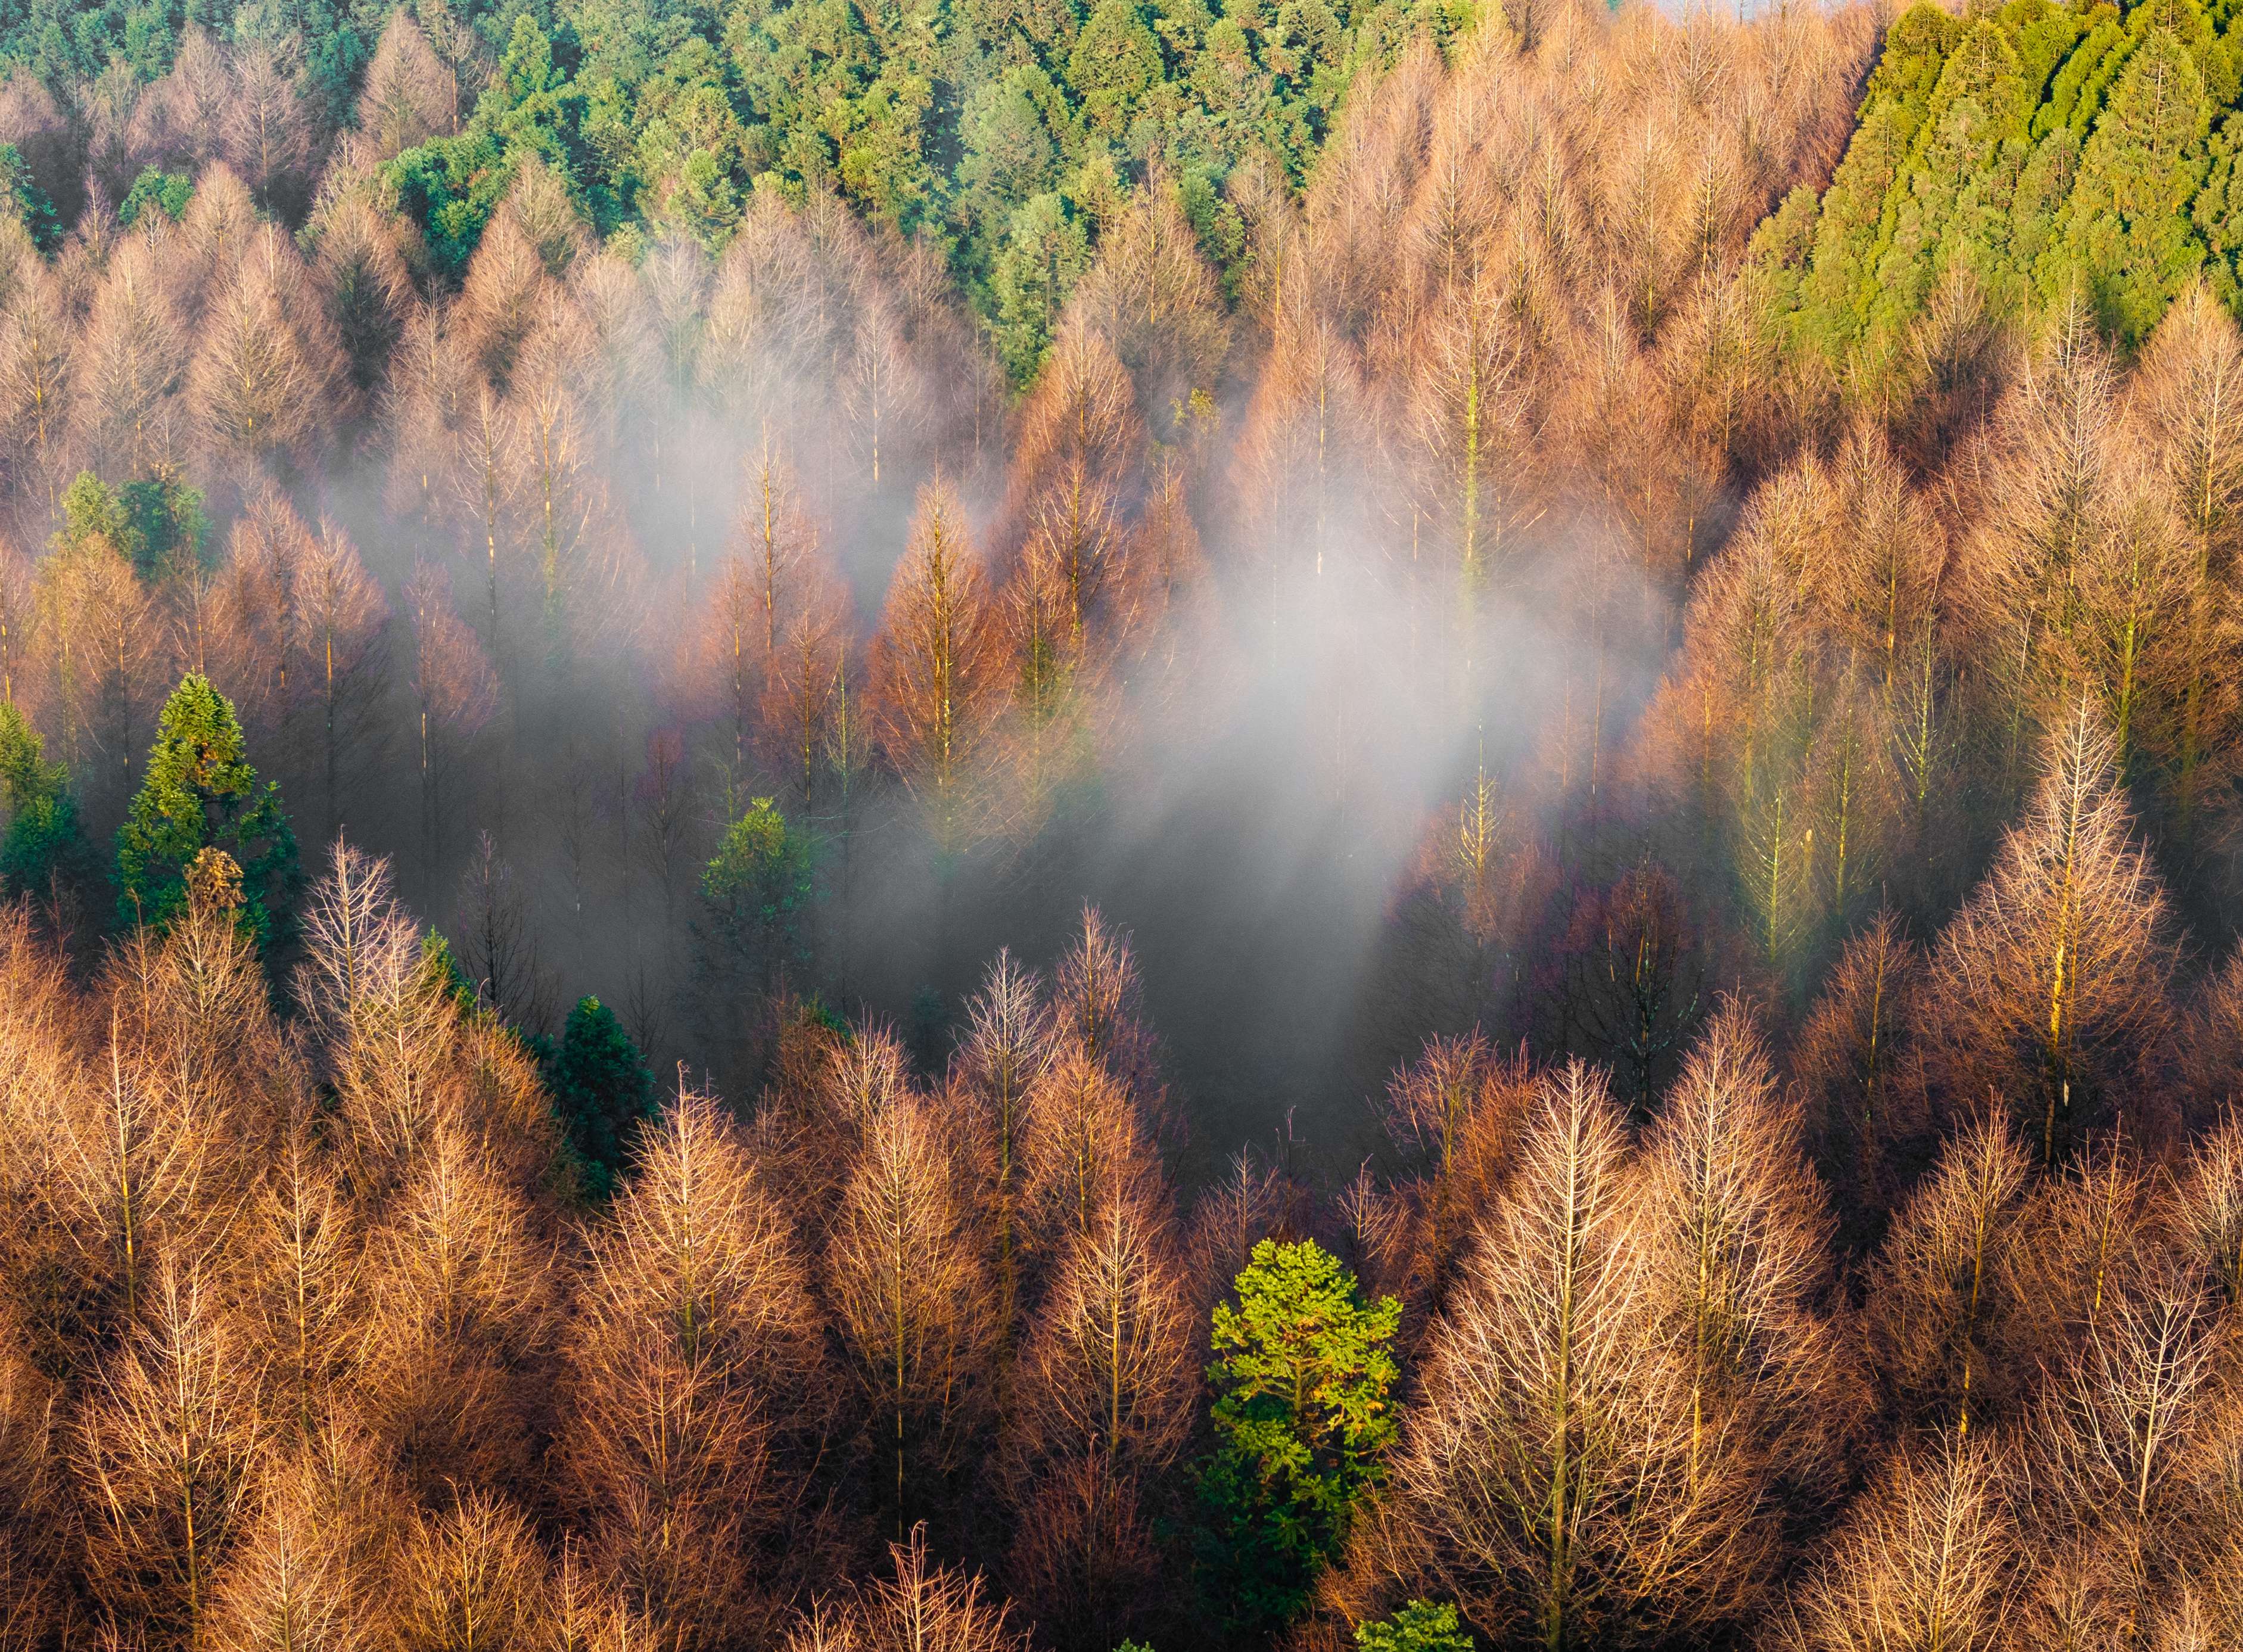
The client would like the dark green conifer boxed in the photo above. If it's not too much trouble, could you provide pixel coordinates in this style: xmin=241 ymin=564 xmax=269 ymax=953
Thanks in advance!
xmin=114 ymin=676 xmax=299 ymax=944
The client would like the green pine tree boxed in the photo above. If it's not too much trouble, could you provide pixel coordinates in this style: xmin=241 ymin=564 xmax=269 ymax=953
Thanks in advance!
xmin=541 ymin=995 xmax=658 ymax=1197
xmin=0 ymin=142 xmax=58 ymax=248
xmin=0 ymin=702 xmax=90 ymax=905
xmin=1069 ymin=0 xmax=1166 ymax=135
xmin=701 ymin=796 xmax=814 ymax=988
xmin=1867 ymin=20 xmax=2032 ymax=336
xmin=2045 ymin=26 xmax=2214 ymax=343
xmin=1194 ymin=1238 xmax=1402 ymax=1634
xmin=993 ymin=190 xmax=1093 ymax=381
xmin=1355 ymin=1601 xmax=1474 ymax=1652
xmin=114 ymin=676 xmax=299 ymax=944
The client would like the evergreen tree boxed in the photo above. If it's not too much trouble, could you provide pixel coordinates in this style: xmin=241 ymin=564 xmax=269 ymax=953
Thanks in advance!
xmin=114 ymin=676 xmax=299 ymax=944
xmin=1194 ymin=1238 xmax=1402 ymax=1634
xmin=1868 ymin=20 xmax=2032 ymax=334
xmin=0 ymin=142 xmax=57 ymax=248
xmin=2045 ymin=26 xmax=2214 ymax=343
xmin=1069 ymin=0 xmax=1166 ymax=136
xmin=0 ymin=701 xmax=89 ymax=905
xmin=118 ymin=167 xmax=194 ymax=228
xmin=1356 ymin=1601 xmax=1475 ymax=1652
xmin=542 ymin=995 xmax=658 ymax=1197
xmin=700 ymin=797 xmax=814 ymax=993
xmin=993 ymin=192 xmax=1093 ymax=381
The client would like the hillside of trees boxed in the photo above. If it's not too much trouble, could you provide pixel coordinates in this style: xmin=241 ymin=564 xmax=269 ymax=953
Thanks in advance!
xmin=10 ymin=0 xmax=2243 ymax=1644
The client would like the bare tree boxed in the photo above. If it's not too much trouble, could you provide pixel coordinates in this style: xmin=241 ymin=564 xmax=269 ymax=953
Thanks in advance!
xmin=388 ymin=1491 xmax=550 ymax=1652
xmin=403 ymin=561 xmax=496 ymax=872
xmin=76 ymin=1256 xmax=267 ymax=1646
xmin=1637 ymin=1002 xmax=1855 ymax=1576
xmin=826 ymin=1087 xmax=990 ymax=1533
xmin=0 ymin=261 xmax=70 ymax=507
xmin=797 ymin=1525 xmax=1022 ymax=1652
xmin=1790 ymin=909 xmax=1928 ymax=1248
xmin=354 ymin=1125 xmax=553 ymax=1499
xmin=355 ymin=12 xmax=456 ymax=158
xmin=205 ymin=1425 xmax=394 ymax=1652
xmin=872 ymin=478 xmax=1000 ymax=852
xmin=73 ymin=235 xmax=189 ymax=477
xmin=1762 ymin=1433 xmax=2017 ymax=1652
xmin=1917 ymin=699 xmax=2179 ymax=1160
xmin=233 ymin=1119 xmax=362 ymax=1438
xmin=1861 ymin=1116 xmax=2033 ymax=1435
xmin=2133 ymin=279 xmax=2243 ymax=850
xmin=561 ymin=1088 xmax=824 ymax=1646
xmin=1000 ymin=1193 xmax=1193 ymax=1641
xmin=951 ymin=951 xmax=1052 ymax=1355
xmin=288 ymin=522 xmax=387 ymax=842
xmin=1380 ymin=1062 xmax=1752 ymax=1648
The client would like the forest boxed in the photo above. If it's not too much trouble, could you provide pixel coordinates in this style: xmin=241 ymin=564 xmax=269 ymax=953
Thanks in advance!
xmin=8 ymin=0 xmax=2243 ymax=1644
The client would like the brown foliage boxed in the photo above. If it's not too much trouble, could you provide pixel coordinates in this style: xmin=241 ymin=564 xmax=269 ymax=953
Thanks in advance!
xmin=1917 ymin=701 xmax=2179 ymax=1159
xmin=560 ymin=1089 xmax=823 ymax=1644
xmin=872 ymin=479 xmax=1000 ymax=849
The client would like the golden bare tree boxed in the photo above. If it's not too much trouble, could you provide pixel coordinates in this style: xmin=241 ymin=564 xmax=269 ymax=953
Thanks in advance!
xmin=950 ymin=951 xmax=1052 ymax=1360
xmin=826 ymin=1087 xmax=990 ymax=1533
xmin=354 ymin=1125 xmax=553 ymax=1499
xmin=1380 ymin=1062 xmax=1752 ymax=1649
xmin=1861 ymin=1116 xmax=2033 ymax=1436
xmin=48 ymin=1003 xmax=228 ymax=1327
xmin=1790 ymin=910 xmax=1928 ymax=1248
xmin=187 ymin=225 xmax=344 ymax=484
xmin=0 ymin=1296 xmax=60 ymax=1651
xmin=1377 ymin=1031 xmax=1536 ymax=1318
xmin=73 ymin=235 xmax=188 ymax=478
xmin=204 ymin=1424 xmax=393 ymax=1652
xmin=76 ymin=1256 xmax=267 ymax=1646
xmin=1069 ymin=173 xmax=1231 ymax=441
xmin=355 ymin=11 xmax=456 ymax=158
xmin=561 ymin=1088 xmax=824 ymax=1647
xmin=1021 ymin=1039 xmax=1162 ymax=1267
xmin=872 ymin=478 xmax=1000 ymax=852
xmin=0 ymin=259 xmax=70 ymax=508
xmin=1917 ymin=700 xmax=2178 ymax=1160
xmin=1762 ymin=1434 xmax=2017 ymax=1652
xmin=288 ymin=522 xmax=387 ymax=842
xmin=791 ymin=1525 xmax=1021 ymax=1652
xmin=2132 ymin=278 xmax=2243 ymax=850
xmin=1637 ymin=1001 xmax=1855 ymax=1573
xmin=1000 ymin=1193 xmax=1193 ymax=1642
xmin=759 ymin=542 xmax=851 ymax=810
xmin=388 ymin=1491 xmax=551 ymax=1652
xmin=34 ymin=506 xmax=155 ymax=804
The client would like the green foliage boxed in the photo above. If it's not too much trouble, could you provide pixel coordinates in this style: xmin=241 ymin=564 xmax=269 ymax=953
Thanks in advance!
xmin=418 ymin=929 xmax=482 ymax=1016
xmin=992 ymin=189 xmax=1092 ymax=381
xmin=1194 ymin=1238 xmax=1402 ymax=1634
xmin=1355 ymin=1602 xmax=1474 ymax=1652
xmin=0 ymin=702 xmax=89 ymax=901
xmin=2045 ymin=25 xmax=2215 ymax=340
xmin=0 ymin=144 xmax=57 ymax=248
xmin=539 ymin=994 xmax=657 ymax=1196
xmin=1763 ymin=0 xmax=2243 ymax=357
xmin=701 ymin=795 xmax=814 ymax=981
xmin=2 ymin=0 xmax=1457 ymax=382
xmin=58 ymin=470 xmax=210 ymax=581
xmin=58 ymin=472 xmax=132 ymax=556
xmin=118 ymin=475 xmax=211 ymax=581
xmin=1069 ymin=0 xmax=1165 ymax=134
xmin=119 ymin=165 xmax=194 ymax=228
xmin=115 ymin=675 xmax=299 ymax=945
